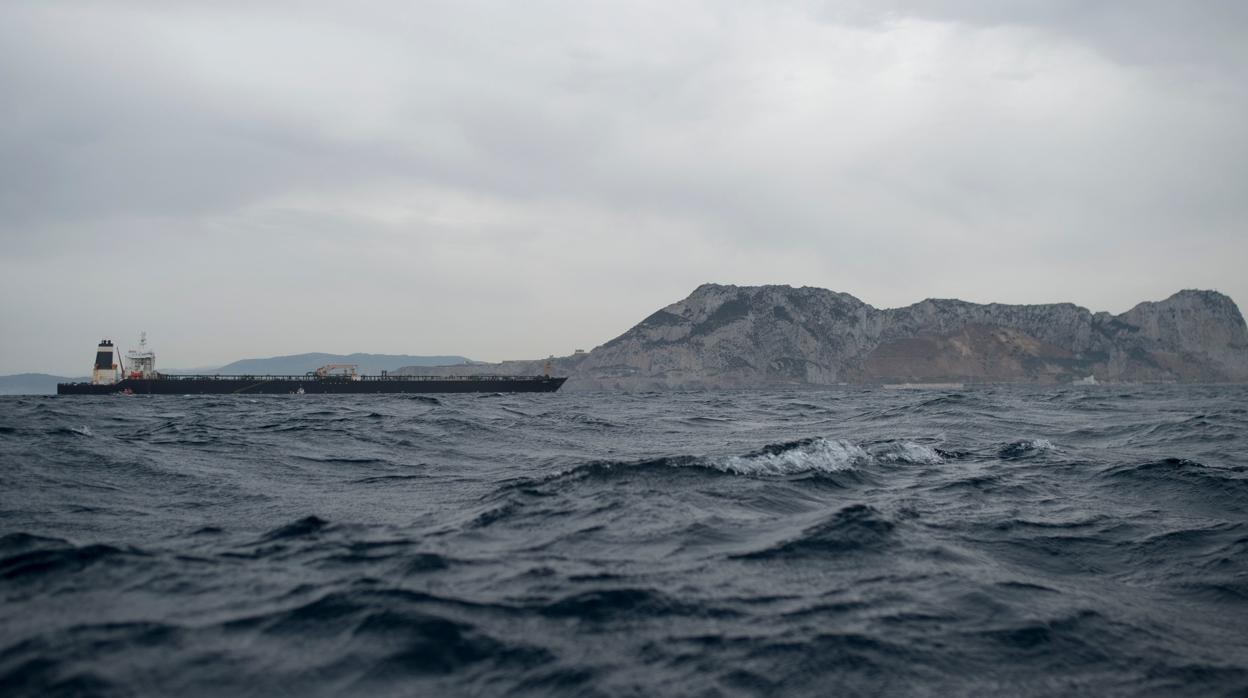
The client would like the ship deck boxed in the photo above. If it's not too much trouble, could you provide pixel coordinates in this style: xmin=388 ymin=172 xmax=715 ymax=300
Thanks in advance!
xmin=153 ymin=374 xmax=551 ymax=382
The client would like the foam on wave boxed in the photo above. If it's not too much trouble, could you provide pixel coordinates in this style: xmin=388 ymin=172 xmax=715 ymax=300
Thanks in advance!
xmin=527 ymin=437 xmax=946 ymax=486
xmin=867 ymin=441 xmax=944 ymax=465
xmin=717 ymin=439 xmax=869 ymax=475
xmin=998 ymin=439 xmax=1056 ymax=459
xmin=711 ymin=438 xmax=942 ymax=476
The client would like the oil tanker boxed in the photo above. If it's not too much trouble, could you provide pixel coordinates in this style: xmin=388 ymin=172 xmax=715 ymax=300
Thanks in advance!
xmin=57 ymin=337 xmax=566 ymax=395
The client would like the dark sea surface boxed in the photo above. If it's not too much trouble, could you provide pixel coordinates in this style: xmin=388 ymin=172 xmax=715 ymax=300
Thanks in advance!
xmin=2 ymin=386 xmax=1247 ymax=697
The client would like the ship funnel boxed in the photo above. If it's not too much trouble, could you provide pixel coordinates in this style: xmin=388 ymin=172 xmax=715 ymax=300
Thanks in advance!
xmin=91 ymin=339 xmax=118 ymax=385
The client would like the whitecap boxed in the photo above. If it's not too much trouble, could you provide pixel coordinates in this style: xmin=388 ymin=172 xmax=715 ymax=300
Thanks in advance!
xmin=998 ymin=439 xmax=1056 ymax=459
xmin=868 ymin=441 xmax=944 ymax=465
xmin=714 ymin=438 xmax=871 ymax=475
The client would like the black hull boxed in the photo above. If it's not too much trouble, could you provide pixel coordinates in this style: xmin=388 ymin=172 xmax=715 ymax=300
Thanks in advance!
xmin=58 ymin=376 xmax=567 ymax=395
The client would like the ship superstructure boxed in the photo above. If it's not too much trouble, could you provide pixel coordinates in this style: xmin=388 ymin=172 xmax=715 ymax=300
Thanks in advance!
xmin=91 ymin=340 xmax=118 ymax=385
xmin=125 ymin=332 xmax=157 ymax=380
xmin=58 ymin=336 xmax=566 ymax=395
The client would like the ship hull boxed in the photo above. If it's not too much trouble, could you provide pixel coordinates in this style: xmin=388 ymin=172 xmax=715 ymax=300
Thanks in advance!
xmin=57 ymin=376 xmax=567 ymax=395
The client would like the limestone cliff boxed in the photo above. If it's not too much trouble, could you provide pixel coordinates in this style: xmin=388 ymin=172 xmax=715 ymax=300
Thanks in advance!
xmin=399 ymin=285 xmax=1248 ymax=389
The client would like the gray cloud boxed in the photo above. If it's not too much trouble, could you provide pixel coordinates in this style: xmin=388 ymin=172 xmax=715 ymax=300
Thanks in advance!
xmin=2 ymin=1 xmax=1246 ymax=374
xmin=859 ymin=0 xmax=1248 ymax=73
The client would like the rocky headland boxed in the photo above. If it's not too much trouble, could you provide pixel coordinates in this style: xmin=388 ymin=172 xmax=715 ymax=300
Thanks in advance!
xmin=398 ymin=284 xmax=1248 ymax=390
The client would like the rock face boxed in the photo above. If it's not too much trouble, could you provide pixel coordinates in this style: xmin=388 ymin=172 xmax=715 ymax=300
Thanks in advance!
xmin=399 ymin=284 xmax=1248 ymax=389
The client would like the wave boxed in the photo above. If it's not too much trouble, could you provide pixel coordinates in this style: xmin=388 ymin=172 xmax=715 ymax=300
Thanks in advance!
xmin=1101 ymin=458 xmax=1248 ymax=506
xmin=0 ymin=538 xmax=150 ymax=581
xmin=404 ymin=552 xmax=452 ymax=574
xmin=507 ymin=439 xmax=949 ymax=492
xmin=971 ymin=609 xmax=1115 ymax=654
xmin=998 ymin=439 xmax=1055 ymax=459
xmin=718 ymin=438 xmax=871 ymax=475
xmin=682 ymin=416 xmax=735 ymax=424
xmin=259 ymin=516 xmax=331 ymax=542
xmin=227 ymin=589 xmax=552 ymax=677
xmin=733 ymin=504 xmax=896 ymax=559
xmin=1108 ymin=457 xmax=1205 ymax=476
xmin=867 ymin=441 xmax=944 ymax=464
xmin=719 ymin=438 xmax=944 ymax=475
xmin=0 ymin=531 xmax=69 ymax=553
xmin=537 ymin=587 xmax=734 ymax=621
xmin=350 ymin=474 xmax=426 ymax=484
xmin=292 ymin=455 xmax=389 ymax=465
xmin=1105 ymin=458 xmax=1248 ymax=482
xmin=48 ymin=425 xmax=94 ymax=437
xmin=1126 ymin=414 xmax=1244 ymax=446
xmin=915 ymin=393 xmax=969 ymax=408
xmin=0 ymin=621 xmax=181 ymax=696
xmin=513 ymin=438 xmax=946 ymax=490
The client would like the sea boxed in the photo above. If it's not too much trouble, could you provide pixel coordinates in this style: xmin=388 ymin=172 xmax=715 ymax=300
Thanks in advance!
xmin=1 ymin=385 xmax=1246 ymax=697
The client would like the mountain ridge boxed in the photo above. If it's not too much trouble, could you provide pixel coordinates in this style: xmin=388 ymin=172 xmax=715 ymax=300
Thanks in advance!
xmin=0 ymin=373 xmax=82 ymax=395
xmin=212 ymin=352 xmax=471 ymax=376
xmin=397 ymin=285 xmax=1248 ymax=390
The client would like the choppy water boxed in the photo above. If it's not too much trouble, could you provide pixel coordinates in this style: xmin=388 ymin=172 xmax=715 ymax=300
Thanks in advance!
xmin=2 ymin=386 xmax=1247 ymax=696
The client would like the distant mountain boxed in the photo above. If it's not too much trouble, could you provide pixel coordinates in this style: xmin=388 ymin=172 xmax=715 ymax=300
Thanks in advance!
xmin=398 ymin=285 xmax=1248 ymax=390
xmin=0 ymin=373 xmax=81 ymax=395
xmin=213 ymin=353 xmax=472 ymax=376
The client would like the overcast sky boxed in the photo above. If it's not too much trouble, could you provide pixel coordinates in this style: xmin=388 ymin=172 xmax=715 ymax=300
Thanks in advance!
xmin=2 ymin=1 xmax=1246 ymax=374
